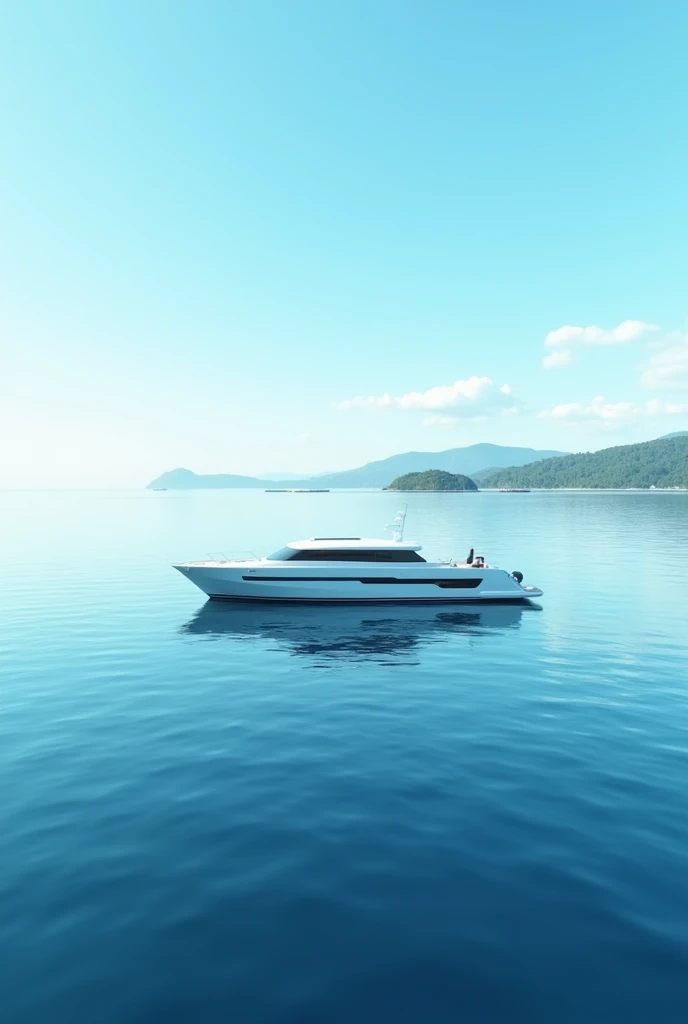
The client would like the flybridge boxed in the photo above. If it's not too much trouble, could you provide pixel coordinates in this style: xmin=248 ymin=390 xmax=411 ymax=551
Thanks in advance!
xmin=290 ymin=506 xmax=417 ymax=550
xmin=291 ymin=538 xmax=422 ymax=551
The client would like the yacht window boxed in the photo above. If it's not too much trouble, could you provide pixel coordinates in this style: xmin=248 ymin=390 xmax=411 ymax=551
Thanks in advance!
xmin=288 ymin=549 xmax=425 ymax=562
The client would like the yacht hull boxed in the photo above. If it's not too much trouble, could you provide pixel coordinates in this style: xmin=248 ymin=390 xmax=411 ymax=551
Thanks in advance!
xmin=173 ymin=563 xmax=543 ymax=603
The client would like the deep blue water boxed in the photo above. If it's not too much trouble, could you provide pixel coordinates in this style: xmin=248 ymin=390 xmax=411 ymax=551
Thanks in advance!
xmin=1 ymin=489 xmax=688 ymax=1023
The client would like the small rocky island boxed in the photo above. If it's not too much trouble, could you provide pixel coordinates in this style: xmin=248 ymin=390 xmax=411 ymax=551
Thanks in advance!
xmin=385 ymin=470 xmax=479 ymax=491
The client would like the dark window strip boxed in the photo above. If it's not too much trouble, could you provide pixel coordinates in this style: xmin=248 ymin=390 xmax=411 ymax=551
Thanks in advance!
xmin=288 ymin=549 xmax=426 ymax=562
xmin=434 ymin=579 xmax=482 ymax=589
xmin=242 ymin=576 xmax=483 ymax=588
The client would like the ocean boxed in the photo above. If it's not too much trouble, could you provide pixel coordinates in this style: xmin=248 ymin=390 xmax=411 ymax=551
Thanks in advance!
xmin=1 ymin=488 xmax=687 ymax=1022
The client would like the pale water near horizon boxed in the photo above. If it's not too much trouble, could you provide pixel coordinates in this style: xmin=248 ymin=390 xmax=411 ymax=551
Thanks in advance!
xmin=1 ymin=489 xmax=687 ymax=1022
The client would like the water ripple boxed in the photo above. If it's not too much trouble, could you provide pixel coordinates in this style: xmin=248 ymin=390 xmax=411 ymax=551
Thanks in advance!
xmin=1 ymin=490 xmax=688 ymax=1022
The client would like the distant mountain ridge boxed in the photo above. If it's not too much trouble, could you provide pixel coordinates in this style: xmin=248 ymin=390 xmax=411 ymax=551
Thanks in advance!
xmin=146 ymin=443 xmax=567 ymax=490
xmin=482 ymin=435 xmax=688 ymax=489
xmin=148 ymin=468 xmax=265 ymax=489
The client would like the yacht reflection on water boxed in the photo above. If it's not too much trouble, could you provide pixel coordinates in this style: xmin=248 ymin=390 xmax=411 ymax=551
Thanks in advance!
xmin=180 ymin=600 xmax=537 ymax=661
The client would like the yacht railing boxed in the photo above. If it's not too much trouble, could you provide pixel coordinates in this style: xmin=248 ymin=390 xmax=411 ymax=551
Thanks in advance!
xmin=206 ymin=550 xmax=259 ymax=563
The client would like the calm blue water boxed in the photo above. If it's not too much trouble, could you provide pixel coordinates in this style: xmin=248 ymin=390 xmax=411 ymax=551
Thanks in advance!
xmin=1 ymin=489 xmax=688 ymax=1023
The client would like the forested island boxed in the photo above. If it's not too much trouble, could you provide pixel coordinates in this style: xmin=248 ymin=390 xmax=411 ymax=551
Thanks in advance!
xmin=386 ymin=470 xmax=478 ymax=491
xmin=482 ymin=435 xmax=688 ymax=489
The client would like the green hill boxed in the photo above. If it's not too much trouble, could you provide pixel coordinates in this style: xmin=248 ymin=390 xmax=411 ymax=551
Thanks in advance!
xmin=386 ymin=470 xmax=478 ymax=491
xmin=482 ymin=436 xmax=688 ymax=489
xmin=471 ymin=466 xmax=505 ymax=482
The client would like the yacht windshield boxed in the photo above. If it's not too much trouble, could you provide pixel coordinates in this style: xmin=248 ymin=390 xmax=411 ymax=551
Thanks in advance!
xmin=266 ymin=546 xmax=296 ymax=561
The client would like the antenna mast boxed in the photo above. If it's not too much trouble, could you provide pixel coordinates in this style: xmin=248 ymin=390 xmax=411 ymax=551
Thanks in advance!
xmin=385 ymin=504 xmax=408 ymax=542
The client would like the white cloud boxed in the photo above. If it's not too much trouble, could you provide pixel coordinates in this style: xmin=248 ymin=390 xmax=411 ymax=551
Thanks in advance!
xmin=545 ymin=320 xmax=658 ymax=348
xmin=543 ymin=320 xmax=658 ymax=370
xmin=543 ymin=350 xmax=572 ymax=369
xmin=298 ymin=432 xmax=310 ymax=443
xmin=337 ymin=376 xmax=517 ymax=418
xmin=538 ymin=395 xmax=688 ymax=428
xmin=640 ymin=332 xmax=688 ymax=390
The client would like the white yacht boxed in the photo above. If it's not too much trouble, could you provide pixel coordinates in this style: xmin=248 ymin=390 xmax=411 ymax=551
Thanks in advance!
xmin=173 ymin=510 xmax=543 ymax=604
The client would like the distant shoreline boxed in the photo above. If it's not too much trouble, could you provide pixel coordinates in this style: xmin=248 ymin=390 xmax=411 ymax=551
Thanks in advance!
xmin=141 ymin=485 xmax=688 ymax=493
xmin=384 ymin=489 xmax=479 ymax=493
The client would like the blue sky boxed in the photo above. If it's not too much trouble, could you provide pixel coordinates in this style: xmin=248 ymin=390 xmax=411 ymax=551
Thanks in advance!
xmin=1 ymin=0 xmax=686 ymax=486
